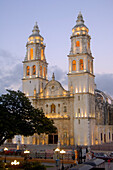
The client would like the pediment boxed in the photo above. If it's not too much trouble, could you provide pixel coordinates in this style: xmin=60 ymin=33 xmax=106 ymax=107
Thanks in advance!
xmin=38 ymin=80 xmax=69 ymax=98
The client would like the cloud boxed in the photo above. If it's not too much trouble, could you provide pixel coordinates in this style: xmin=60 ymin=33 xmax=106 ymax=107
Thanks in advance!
xmin=0 ymin=49 xmax=22 ymax=95
xmin=95 ymin=73 xmax=113 ymax=98
xmin=48 ymin=65 xmax=68 ymax=90
xmin=0 ymin=48 xmax=113 ymax=100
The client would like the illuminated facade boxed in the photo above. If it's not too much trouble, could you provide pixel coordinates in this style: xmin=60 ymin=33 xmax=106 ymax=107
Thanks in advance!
xmin=22 ymin=22 xmax=48 ymax=100
xmin=20 ymin=13 xmax=113 ymax=146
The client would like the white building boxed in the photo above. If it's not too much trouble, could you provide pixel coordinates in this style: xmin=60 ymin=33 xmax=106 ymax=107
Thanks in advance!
xmin=20 ymin=12 xmax=113 ymax=146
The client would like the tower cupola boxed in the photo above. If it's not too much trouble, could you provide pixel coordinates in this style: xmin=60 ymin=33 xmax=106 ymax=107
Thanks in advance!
xmin=22 ymin=22 xmax=48 ymax=97
xmin=70 ymin=12 xmax=91 ymax=55
xmin=28 ymin=22 xmax=44 ymax=46
xmin=76 ymin=12 xmax=84 ymax=25
xmin=32 ymin=22 xmax=40 ymax=34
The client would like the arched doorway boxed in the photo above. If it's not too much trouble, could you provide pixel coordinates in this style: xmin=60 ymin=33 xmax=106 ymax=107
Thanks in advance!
xmin=48 ymin=134 xmax=58 ymax=144
xmin=48 ymin=129 xmax=58 ymax=144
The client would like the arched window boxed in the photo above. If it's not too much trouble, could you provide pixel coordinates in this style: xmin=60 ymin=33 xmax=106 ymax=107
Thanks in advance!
xmin=51 ymin=104 xmax=56 ymax=113
xmin=34 ymin=88 xmax=36 ymax=96
xmin=80 ymin=59 xmax=84 ymax=70
xmin=63 ymin=106 xmax=67 ymax=112
xmin=91 ymin=61 xmax=93 ymax=73
xmin=26 ymin=66 xmax=30 ymax=76
xmin=44 ymin=67 xmax=46 ymax=78
xmin=88 ymin=41 xmax=90 ymax=48
xmin=32 ymin=65 xmax=36 ymax=75
xmin=40 ymin=66 xmax=42 ymax=77
xmin=30 ymin=48 xmax=33 ymax=60
xmin=88 ymin=60 xmax=90 ymax=71
xmin=72 ymin=60 xmax=76 ymax=71
xmin=76 ymin=41 xmax=80 ymax=47
xmin=41 ymin=49 xmax=43 ymax=60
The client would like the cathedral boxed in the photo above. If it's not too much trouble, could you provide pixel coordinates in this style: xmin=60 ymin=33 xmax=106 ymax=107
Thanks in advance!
xmin=18 ymin=12 xmax=113 ymax=146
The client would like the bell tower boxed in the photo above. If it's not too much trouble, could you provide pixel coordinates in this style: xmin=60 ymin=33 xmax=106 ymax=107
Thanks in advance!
xmin=22 ymin=22 xmax=48 ymax=100
xmin=68 ymin=12 xmax=95 ymax=146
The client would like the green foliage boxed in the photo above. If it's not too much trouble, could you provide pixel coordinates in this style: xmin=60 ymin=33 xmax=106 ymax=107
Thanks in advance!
xmin=0 ymin=160 xmax=5 ymax=169
xmin=22 ymin=161 xmax=46 ymax=170
xmin=0 ymin=90 xmax=57 ymax=145
xmin=3 ymin=161 xmax=46 ymax=169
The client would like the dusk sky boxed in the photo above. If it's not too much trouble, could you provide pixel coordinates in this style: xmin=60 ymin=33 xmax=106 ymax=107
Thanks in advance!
xmin=0 ymin=0 xmax=113 ymax=97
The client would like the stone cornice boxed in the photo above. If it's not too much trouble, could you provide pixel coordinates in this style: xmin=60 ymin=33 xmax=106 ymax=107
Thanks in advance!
xmin=22 ymin=59 xmax=48 ymax=65
xmin=74 ymin=117 xmax=96 ymax=119
xmin=67 ymin=71 xmax=95 ymax=77
xmin=22 ymin=77 xmax=48 ymax=81
xmin=33 ymin=95 xmax=74 ymax=101
xmin=67 ymin=53 xmax=94 ymax=59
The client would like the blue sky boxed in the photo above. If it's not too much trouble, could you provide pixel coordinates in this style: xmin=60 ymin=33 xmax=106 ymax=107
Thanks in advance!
xmin=0 ymin=0 xmax=113 ymax=97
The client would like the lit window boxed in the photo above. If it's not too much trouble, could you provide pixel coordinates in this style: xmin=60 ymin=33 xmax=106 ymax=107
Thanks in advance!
xmin=44 ymin=67 xmax=46 ymax=78
xmin=72 ymin=60 xmax=76 ymax=71
xmin=88 ymin=60 xmax=90 ymax=71
xmin=81 ymin=27 xmax=85 ymax=31
xmin=41 ymin=49 xmax=43 ymax=60
xmin=51 ymin=104 xmax=56 ymax=113
xmin=88 ymin=42 xmax=90 ymax=48
xmin=76 ymin=41 xmax=80 ymax=47
xmin=76 ymin=32 xmax=80 ymax=36
xmin=40 ymin=66 xmax=42 ymax=77
xmin=30 ymin=48 xmax=33 ymax=60
xmin=32 ymin=65 xmax=36 ymax=75
xmin=91 ymin=61 xmax=93 ymax=73
xmin=80 ymin=59 xmax=84 ymax=70
xmin=26 ymin=66 xmax=30 ymax=76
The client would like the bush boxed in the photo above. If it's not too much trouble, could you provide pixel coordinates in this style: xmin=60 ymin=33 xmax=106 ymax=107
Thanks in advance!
xmin=0 ymin=161 xmax=5 ymax=169
xmin=22 ymin=161 xmax=46 ymax=170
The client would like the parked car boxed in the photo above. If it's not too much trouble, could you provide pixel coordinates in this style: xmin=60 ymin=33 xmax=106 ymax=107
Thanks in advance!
xmin=94 ymin=152 xmax=113 ymax=162
xmin=110 ymin=152 xmax=113 ymax=157
xmin=15 ymin=149 xmax=25 ymax=156
xmin=5 ymin=149 xmax=16 ymax=155
xmin=0 ymin=149 xmax=4 ymax=155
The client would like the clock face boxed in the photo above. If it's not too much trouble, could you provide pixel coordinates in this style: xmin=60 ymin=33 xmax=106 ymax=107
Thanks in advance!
xmin=49 ymin=84 xmax=59 ymax=92
xmin=51 ymin=85 xmax=56 ymax=92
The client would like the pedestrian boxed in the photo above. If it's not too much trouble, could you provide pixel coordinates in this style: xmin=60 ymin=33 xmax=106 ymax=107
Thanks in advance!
xmin=108 ymin=159 xmax=110 ymax=168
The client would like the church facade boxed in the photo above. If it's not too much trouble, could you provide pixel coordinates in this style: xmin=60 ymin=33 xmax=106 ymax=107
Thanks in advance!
xmin=20 ymin=13 xmax=113 ymax=146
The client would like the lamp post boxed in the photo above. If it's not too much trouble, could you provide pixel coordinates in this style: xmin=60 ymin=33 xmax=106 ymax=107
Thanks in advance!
xmin=55 ymin=148 xmax=60 ymax=159
xmin=11 ymin=160 xmax=20 ymax=166
xmin=4 ymin=147 xmax=8 ymax=163
xmin=60 ymin=149 xmax=66 ymax=170
xmin=24 ymin=150 xmax=30 ymax=161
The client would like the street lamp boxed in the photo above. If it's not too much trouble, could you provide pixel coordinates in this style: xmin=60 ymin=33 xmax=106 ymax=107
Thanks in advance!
xmin=24 ymin=150 xmax=30 ymax=154
xmin=4 ymin=147 xmax=8 ymax=163
xmin=24 ymin=150 xmax=30 ymax=161
xmin=60 ymin=149 xmax=66 ymax=170
xmin=11 ymin=160 xmax=20 ymax=166
xmin=55 ymin=148 xmax=60 ymax=159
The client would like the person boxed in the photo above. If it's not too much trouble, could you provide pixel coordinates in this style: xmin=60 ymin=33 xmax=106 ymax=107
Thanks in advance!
xmin=108 ymin=159 xmax=110 ymax=168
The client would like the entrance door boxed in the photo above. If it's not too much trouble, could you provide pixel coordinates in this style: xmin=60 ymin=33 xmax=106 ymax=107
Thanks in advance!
xmin=54 ymin=135 xmax=58 ymax=144
xmin=48 ymin=134 xmax=58 ymax=144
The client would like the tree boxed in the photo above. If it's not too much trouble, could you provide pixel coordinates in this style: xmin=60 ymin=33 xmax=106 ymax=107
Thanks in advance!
xmin=0 ymin=90 xmax=57 ymax=145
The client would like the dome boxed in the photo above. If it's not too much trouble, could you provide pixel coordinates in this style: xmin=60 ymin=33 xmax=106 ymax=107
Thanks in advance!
xmin=29 ymin=22 xmax=43 ymax=40
xmin=28 ymin=22 xmax=44 ymax=44
xmin=72 ymin=12 xmax=89 ymax=35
